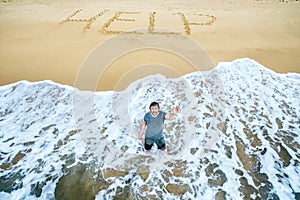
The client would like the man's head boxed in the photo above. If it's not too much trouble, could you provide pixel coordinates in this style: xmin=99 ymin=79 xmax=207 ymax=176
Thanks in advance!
xmin=149 ymin=102 xmax=160 ymax=116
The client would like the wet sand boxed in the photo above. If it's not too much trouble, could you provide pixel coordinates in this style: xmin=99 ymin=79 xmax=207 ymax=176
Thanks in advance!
xmin=0 ymin=0 xmax=300 ymax=91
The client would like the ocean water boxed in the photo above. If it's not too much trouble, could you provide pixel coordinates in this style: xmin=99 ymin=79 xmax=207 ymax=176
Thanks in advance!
xmin=0 ymin=58 xmax=299 ymax=199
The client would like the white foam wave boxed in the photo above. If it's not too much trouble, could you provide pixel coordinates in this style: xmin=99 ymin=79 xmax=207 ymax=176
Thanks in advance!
xmin=0 ymin=58 xmax=299 ymax=199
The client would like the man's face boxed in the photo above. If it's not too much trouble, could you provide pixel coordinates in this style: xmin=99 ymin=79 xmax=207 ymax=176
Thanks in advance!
xmin=150 ymin=105 xmax=159 ymax=116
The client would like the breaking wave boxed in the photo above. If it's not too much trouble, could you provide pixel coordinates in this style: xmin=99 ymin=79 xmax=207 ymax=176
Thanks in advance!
xmin=0 ymin=58 xmax=299 ymax=199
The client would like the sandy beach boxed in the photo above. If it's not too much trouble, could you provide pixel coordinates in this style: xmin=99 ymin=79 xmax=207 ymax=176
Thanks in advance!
xmin=0 ymin=0 xmax=300 ymax=90
xmin=1 ymin=2 xmax=300 ymax=199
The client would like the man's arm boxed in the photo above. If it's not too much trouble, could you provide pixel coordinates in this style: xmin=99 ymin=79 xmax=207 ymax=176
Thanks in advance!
xmin=138 ymin=121 xmax=147 ymax=140
xmin=165 ymin=106 xmax=179 ymax=120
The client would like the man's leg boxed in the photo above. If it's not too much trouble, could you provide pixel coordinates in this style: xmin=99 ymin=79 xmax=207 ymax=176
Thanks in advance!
xmin=144 ymin=138 xmax=154 ymax=152
xmin=156 ymin=137 xmax=167 ymax=154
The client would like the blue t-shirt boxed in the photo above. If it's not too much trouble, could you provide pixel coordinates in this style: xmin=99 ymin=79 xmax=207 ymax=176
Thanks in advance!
xmin=144 ymin=111 xmax=166 ymax=138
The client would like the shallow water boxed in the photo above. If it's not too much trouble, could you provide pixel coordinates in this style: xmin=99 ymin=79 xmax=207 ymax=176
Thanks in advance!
xmin=0 ymin=58 xmax=299 ymax=199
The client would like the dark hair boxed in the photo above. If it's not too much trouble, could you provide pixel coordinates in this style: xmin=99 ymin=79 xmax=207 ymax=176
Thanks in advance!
xmin=149 ymin=102 xmax=160 ymax=109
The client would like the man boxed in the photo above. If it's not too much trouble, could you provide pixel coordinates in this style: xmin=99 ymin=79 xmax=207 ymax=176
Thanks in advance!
xmin=138 ymin=102 xmax=178 ymax=153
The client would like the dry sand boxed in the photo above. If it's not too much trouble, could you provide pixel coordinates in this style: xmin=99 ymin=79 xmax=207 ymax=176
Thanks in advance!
xmin=0 ymin=0 xmax=300 ymax=91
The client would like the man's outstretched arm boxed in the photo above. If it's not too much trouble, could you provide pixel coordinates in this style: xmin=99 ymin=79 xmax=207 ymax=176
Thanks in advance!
xmin=138 ymin=121 xmax=147 ymax=140
xmin=165 ymin=106 xmax=179 ymax=120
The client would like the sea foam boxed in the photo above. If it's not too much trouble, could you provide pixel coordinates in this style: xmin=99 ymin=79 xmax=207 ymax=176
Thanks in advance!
xmin=0 ymin=58 xmax=299 ymax=199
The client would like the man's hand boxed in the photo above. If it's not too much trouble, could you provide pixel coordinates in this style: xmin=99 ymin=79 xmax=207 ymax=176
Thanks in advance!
xmin=165 ymin=106 xmax=179 ymax=120
xmin=138 ymin=133 xmax=143 ymax=140
xmin=172 ymin=106 xmax=179 ymax=114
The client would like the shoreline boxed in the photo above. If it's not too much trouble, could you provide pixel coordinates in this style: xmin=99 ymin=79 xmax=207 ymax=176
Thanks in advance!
xmin=1 ymin=0 xmax=300 ymax=90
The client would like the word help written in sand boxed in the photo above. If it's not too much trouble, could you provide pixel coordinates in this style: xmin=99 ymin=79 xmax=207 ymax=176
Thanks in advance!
xmin=60 ymin=9 xmax=217 ymax=35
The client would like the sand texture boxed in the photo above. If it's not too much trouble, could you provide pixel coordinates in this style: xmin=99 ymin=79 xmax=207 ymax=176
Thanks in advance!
xmin=0 ymin=0 xmax=300 ymax=90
